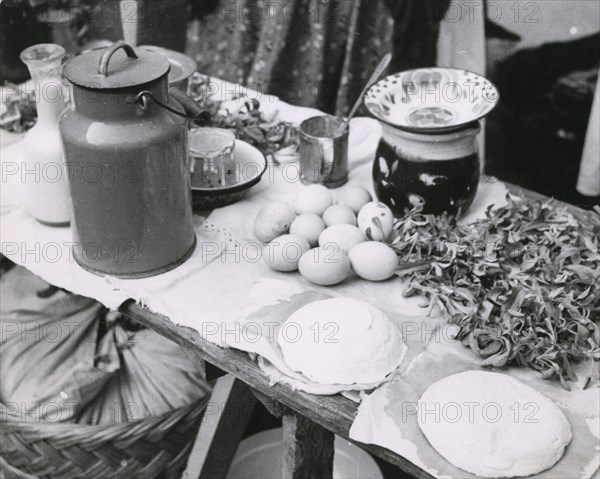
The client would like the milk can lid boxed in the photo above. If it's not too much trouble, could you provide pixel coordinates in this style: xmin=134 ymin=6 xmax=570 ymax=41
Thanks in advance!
xmin=64 ymin=41 xmax=170 ymax=90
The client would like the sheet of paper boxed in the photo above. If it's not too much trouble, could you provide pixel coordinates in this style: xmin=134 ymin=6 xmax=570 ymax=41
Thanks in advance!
xmin=227 ymin=278 xmax=419 ymax=395
xmin=350 ymin=324 xmax=600 ymax=479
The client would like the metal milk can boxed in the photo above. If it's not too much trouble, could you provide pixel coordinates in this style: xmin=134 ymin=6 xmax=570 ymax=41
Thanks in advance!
xmin=59 ymin=41 xmax=203 ymax=278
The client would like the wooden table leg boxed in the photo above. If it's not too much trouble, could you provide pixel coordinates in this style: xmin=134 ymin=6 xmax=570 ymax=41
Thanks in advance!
xmin=182 ymin=374 xmax=257 ymax=479
xmin=282 ymin=413 xmax=335 ymax=479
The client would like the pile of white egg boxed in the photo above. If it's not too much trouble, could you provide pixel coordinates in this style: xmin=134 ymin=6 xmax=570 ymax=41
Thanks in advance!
xmin=254 ymin=184 xmax=398 ymax=286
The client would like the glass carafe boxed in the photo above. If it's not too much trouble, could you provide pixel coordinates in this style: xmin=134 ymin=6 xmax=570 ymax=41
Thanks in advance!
xmin=20 ymin=43 xmax=71 ymax=226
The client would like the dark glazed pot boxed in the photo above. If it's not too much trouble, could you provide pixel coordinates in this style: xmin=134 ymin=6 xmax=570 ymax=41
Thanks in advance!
xmin=373 ymin=122 xmax=481 ymax=216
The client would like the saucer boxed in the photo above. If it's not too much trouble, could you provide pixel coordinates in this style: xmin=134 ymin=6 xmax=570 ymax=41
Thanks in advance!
xmin=191 ymin=139 xmax=267 ymax=210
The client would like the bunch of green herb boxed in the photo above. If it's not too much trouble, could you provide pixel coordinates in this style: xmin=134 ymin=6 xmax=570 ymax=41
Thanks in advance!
xmin=189 ymin=74 xmax=299 ymax=163
xmin=391 ymin=197 xmax=600 ymax=389
xmin=1 ymin=86 xmax=37 ymax=133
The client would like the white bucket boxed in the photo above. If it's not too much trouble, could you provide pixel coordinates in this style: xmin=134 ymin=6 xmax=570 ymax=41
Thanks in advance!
xmin=226 ymin=428 xmax=383 ymax=479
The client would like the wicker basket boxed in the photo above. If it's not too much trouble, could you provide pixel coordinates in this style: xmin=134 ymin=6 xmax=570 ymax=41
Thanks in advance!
xmin=0 ymin=397 xmax=209 ymax=479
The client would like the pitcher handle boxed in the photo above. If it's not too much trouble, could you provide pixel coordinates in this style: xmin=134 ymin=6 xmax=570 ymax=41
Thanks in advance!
xmin=98 ymin=41 xmax=138 ymax=77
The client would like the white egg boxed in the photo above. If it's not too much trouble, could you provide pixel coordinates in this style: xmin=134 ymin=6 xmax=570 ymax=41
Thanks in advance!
xmin=335 ymin=186 xmax=373 ymax=214
xmin=348 ymin=242 xmax=398 ymax=281
xmin=294 ymin=184 xmax=333 ymax=215
xmin=318 ymin=224 xmax=366 ymax=254
xmin=263 ymin=234 xmax=310 ymax=272
xmin=254 ymin=203 xmax=296 ymax=243
xmin=290 ymin=213 xmax=326 ymax=247
xmin=322 ymin=204 xmax=357 ymax=227
xmin=357 ymin=201 xmax=394 ymax=242
xmin=298 ymin=246 xmax=351 ymax=286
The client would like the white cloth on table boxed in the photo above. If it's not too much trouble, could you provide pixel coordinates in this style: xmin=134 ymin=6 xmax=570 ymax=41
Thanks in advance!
xmin=0 ymin=112 xmax=382 ymax=311
xmin=0 ymin=111 xmax=508 ymax=350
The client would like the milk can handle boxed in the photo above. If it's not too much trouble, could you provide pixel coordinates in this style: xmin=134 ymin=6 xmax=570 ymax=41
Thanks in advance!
xmin=98 ymin=41 xmax=138 ymax=77
xmin=132 ymin=90 xmax=211 ymax=127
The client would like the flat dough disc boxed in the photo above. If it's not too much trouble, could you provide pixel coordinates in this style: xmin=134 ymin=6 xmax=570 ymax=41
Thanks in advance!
xmin=277 ymin=297 xmax=405 ymax=385
xmin=418 ymin=371 xmax=572 ymax=478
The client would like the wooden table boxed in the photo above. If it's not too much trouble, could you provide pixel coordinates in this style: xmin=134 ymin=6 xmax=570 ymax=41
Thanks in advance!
xmin=115 ymin=184 xmax=594 ymax=479
xmin=120 ymin=299 xmax=432 ymax=479
xmin=2 ymin=80 xmax=596 ymax=479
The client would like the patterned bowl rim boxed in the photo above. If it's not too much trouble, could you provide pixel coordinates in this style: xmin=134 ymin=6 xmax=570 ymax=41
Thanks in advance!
xmin=191 ymin=139 xmax=268 ymax=195
xmin=363 ymin=67 xmax=500 ymax=133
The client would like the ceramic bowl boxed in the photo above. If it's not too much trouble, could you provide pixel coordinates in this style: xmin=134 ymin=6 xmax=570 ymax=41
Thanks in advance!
xmin=191 ymin=139 xmax=267 ymax=211
xmin=364 ymin=67 xmax=499 ymax=133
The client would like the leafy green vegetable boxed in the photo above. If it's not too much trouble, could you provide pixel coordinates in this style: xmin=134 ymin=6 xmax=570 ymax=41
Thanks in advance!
xmin=189 ymin=74 xmax=299 ymax=163
xmin=392 ymin=197 xmax=600 ymax=389
xmin=0 ymin=86 xmax=37 ymax=133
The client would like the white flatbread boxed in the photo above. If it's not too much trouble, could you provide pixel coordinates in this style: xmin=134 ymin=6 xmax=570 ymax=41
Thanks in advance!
xmin=277 ymin=297 xmax=406 ymax=385
xmin=418 ymin=371 xmax=572 ymax=477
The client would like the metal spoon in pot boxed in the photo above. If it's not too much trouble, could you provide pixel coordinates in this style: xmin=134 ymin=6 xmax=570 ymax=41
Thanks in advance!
xmin=336 ymin=53 xmax=392 ymax=137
